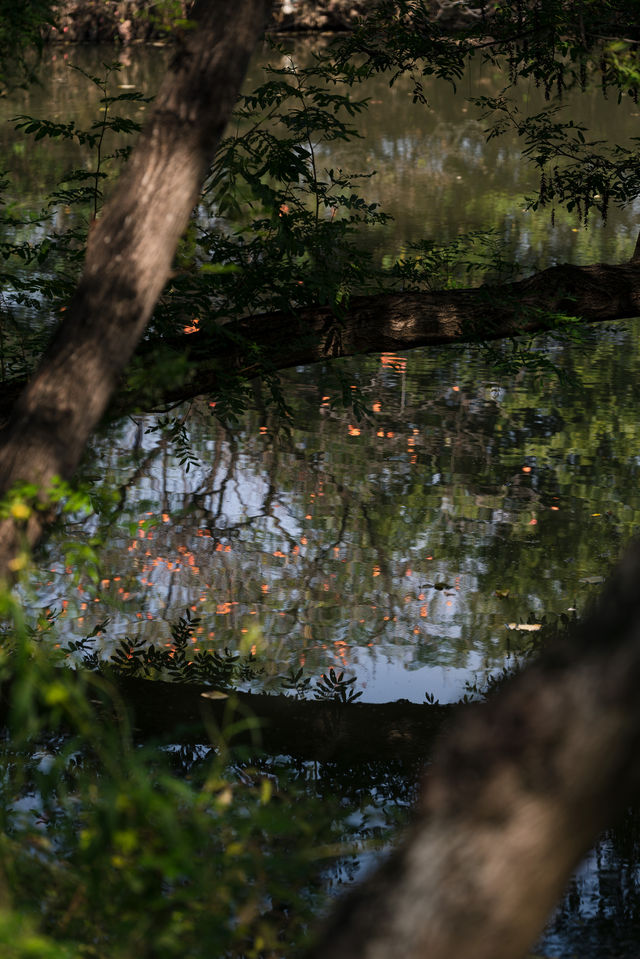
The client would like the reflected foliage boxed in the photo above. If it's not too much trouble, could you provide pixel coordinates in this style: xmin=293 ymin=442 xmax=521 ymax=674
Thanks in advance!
xmin=539 ymin=805 xmax=640 ymax=959
xmin=29 ymin=327 xmax=640 ymax=705
xmin=0 ymin=0 xmax=56 ymax=92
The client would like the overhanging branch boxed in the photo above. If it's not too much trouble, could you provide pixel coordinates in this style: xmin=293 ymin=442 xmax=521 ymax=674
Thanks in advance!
xmin=1 ymin=258 xmax=638 ymax=427
xmin=107 ymin=257 xmax=640 ymax=416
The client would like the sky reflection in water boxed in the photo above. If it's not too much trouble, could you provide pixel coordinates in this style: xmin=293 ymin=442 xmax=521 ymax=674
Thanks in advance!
xmin=8 ymin=40 xmax=640 ymax=957
xmin=9 ymin=42 xmax=640 ymax=702
xmin=35 ymin=326 xmax=640 ymax=703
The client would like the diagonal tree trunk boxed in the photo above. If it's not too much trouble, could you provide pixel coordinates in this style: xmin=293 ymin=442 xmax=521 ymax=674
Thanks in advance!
xmin=0 ymin=0 xmax=272 ymax=579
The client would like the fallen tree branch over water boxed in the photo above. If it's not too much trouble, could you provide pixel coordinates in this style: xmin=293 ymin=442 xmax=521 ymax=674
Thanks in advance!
xmin=2 ymin=258 xmax=638 ymax=424
xmin=46 ymin=259 xmax=640 ymax=418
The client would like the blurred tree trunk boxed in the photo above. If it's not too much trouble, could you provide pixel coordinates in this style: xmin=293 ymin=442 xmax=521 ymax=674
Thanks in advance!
xmin=0 ymin=0 xmax=271 ymax=579
xmin=307 ymin=540 xmax=640 ymax=959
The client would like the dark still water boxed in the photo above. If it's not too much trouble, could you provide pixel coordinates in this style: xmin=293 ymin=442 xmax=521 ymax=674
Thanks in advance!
xmin=4 ymin=40 xmax=640 ymax=959
xmin=8 ymin=41 xmax=639 ymax=704
xmin=2 ymin=38 xmax=639 ymax=268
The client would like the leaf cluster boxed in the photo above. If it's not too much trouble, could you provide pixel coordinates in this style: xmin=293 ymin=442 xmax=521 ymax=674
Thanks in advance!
xmin=334 ymin=0 xmax=640 ymax=228
xmin=61 ymin=608 xmax=259 ymax=688
xmin=387 ymin=230 xmax=520 ymax=291
xmin=314 ymin=667 xmax=363 ymax=704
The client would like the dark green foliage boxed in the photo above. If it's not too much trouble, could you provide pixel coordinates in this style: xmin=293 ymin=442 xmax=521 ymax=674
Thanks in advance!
xmin=473 ymin=96 xmax=640 ymax=226
xmin=0 ymin=0 xmax=57 ymax=92
xmin=0 ymin=614 xmax=382 ymax=959
xmin=2 ymin=19 xmax=637 ymax=441
xmin=145 ymin=414 xmax=201 ymax=473
xmin=387 ymin=230 xmax=521 ymax=291
xmin=334 ymin=0 xmax=640 ymax=227
xmin=62 ymin=609 xmax=367 ymax=705
xmin=106 ymin=610 xmax=259 ymax=687
xmin=0 ymin=63 xmax=149 ymax=385
xmin=280 ymin=665 xmax=313 ymax=698
xmin=155 ymin=52 xmax=391 ymax=349
xmin=314 ymin=667 xmax=362 ymax=704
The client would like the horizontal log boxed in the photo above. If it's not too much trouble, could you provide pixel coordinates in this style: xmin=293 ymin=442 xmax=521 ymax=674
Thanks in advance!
xmin=1 ymin=258 xmax=639 ymax=426
xmin=54 ymin=257 xmax=640 ymax=417
xmin=101 ymin=674 xmax=453 ymax=765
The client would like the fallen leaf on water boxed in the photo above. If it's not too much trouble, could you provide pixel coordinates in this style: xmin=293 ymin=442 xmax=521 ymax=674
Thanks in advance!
xmin=495 ymin=588 xmax=510 ymax=599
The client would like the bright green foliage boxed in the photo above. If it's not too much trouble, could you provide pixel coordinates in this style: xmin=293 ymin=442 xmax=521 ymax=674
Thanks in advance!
xmin=0 ymin=618 xmax=366 ymax=959
xmin=0 ymin=911 xmax=75 ymax=958
xmin=133 ymin=0 xmax=194 ymax=36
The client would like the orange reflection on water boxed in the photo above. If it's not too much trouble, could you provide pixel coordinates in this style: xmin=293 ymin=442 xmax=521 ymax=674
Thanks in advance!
xmin=381 ymin=352 xmax=407 ymax=372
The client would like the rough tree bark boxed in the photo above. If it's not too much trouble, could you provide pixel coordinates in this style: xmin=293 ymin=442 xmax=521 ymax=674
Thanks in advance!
xmin=1 ymin=256 xmax=639 ymax=426
xmin=115 ymin=254 xmax=640 ymax=414
xmin=306 ymin=539 xmax=640 ymax=959
xmin=0 ymin=0 xmax=272 ymax=578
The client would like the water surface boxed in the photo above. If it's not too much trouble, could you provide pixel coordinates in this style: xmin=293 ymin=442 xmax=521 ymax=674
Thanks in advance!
xmin=6 ymin=41 xmax=637 ymax=704
xmin=5 ymin=42 xmax=640 ymax=957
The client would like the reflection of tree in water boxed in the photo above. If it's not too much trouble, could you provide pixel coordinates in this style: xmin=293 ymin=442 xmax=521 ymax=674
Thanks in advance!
xmin=539 ymin=804 xmax=640 ymax=958
xmin=166 ymin=740 xmax=640 ymax=958
xmin=142 ymin=741 xmax=423 ymax=935
xmin=33 ymin=330 xmax=640 ymax=699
